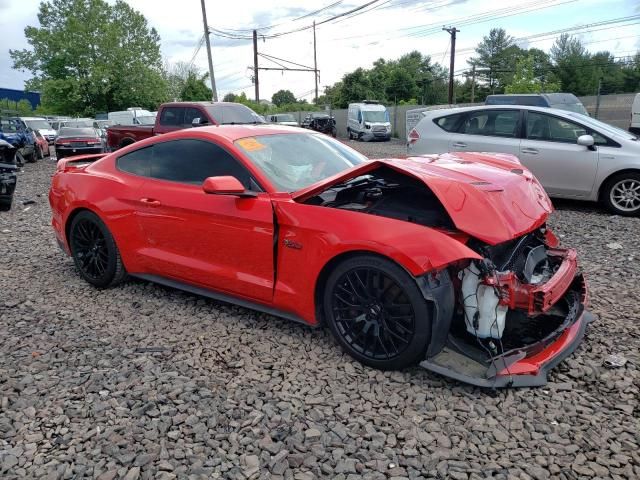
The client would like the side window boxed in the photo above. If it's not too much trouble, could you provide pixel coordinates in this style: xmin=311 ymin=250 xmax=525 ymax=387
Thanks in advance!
xmin=357 ymin=110 xmax=362 ymax=123
xmin=116 ymin=146 xmax=152 ymax=177
xmin=434 ymin=113 xmax=464 ymax=132
xmin=150 ymin=139 xmax=256 ymax=188
xmin=184 ymin=107 xmax=203 ymax=126
xmin=159 ymin=107 xmax=184 ymax=127
xmin=526 ymin=112 xmax=587 ymax=143
xmin=460 ymin=110 xmax=520 ymax=137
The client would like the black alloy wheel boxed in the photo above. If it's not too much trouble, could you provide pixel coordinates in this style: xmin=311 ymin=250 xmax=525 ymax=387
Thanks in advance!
xmin=324 ymin=255 xmax=432 ymax=370
xmin=69 ymin=211 xmax=126 ymax=288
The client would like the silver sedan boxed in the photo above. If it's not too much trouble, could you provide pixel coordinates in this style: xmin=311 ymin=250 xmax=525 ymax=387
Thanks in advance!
xmin=408 ymin=105 xmax=640 ymax=216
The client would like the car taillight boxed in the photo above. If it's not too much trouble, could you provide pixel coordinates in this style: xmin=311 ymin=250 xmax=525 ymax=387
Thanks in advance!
xmin=408 ymin=128 xmax=420 ymax=145
xmin=56 ymin=140 xmax=70 ymax=146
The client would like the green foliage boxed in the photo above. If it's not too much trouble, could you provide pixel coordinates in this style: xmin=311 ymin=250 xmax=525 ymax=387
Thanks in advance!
xmin=0 ymin=98 xmax=35 ymax=115
xmin=321 ymin=51 xmax=449 ymax=108
xmin=505 ymin=55 xmax=560 ymax=93
xmin=10 ymin=0 xmax=168 ymax=116
xmin=271 ymin=89 xmax=296 ymax=107
xmin=469 ymin=28 xmax=524 ymax=94
xmin=222 ymin=93 xmax=237 ymax=102
xmin=180 ymin=72 xmax=212 ymax=101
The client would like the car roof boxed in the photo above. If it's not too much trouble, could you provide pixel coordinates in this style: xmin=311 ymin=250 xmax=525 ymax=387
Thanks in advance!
xmin=422 ymin=104 xmax=578 ymax=117
xmin=161 ymin=101 xmax=246 ymax=108
xmin=20 ymin=116 xmax=47 ymax=120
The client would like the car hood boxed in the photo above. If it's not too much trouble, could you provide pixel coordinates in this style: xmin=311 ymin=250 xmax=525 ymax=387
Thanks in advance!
xmin=292 ymin=152 xmax=553 ymax=245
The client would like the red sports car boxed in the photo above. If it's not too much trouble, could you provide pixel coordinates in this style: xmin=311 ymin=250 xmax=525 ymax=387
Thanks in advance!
xmin=49 ymin=126 xmax=593 ymax=387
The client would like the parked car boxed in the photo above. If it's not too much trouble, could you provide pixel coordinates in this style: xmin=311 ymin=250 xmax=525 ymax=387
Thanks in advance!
xmin=347 ymin=101 xmax=391 ymax=141
xmin=57 ymin=118 xmax=95 ymax=129
xmin=485 ymin=93 xmax=589 ymax=116
xmin=106 ymin=102 xmax=264 ymax=151
xmin=301 ymin=113 xmax=337 ymax=137
xmin=408 ymin=105 xmax=640 ymax=216
xmin=265 ymin=114 xmax=299 ymax=126
xmin=55 ymin=127 xmax=104 ymax=159
xmin=630 ymin=92 xmax=640 ymax=135
xmin=0 ymin=139 xmax=18 ymax=211
xmin=49 ymin=125 xmax=591 ymax=387
xmin=17 ymin=117 xmax=57 ymax=144
xmin=0 ymin=118 xmax=36 ymax=164
xmin=108 ymin=109 xmax=155 ymax=126
xmin=33 ymin=130 xmax=50 ymax=159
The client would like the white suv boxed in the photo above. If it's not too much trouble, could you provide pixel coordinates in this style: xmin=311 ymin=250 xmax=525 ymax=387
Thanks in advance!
xmin=408 ymin=105 xmax=640 ymax=216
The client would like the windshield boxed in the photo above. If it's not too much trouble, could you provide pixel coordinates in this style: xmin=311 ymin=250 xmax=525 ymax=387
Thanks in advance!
xmin=568 ymin=113 xmax=637 ymax=140
xmin=25 ymin=119 xmax=52 ymax=130
xmin=134 ymin=116 xmax=156 ymax=125
xmin=58 ymin=127 xmax=98 ymax=137
xmin=278 ymin=114 xmax=296 ymax=122
xmin=552 ymin=103 xmax=589 ymax=116
xmin=0 ymin=120 xmax=20 ymax=133
xmin=206 ymin=104 xmax=265 ymax=125
xmin=63 ymin=120 xmax=94 ymax=128
xmin=235 ymin=133 xmax=367 ymax=191
xmin=362 ymin=110 xmax=389 ymax=122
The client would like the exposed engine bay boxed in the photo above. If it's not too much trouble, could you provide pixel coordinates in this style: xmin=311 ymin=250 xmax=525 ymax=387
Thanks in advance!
xmin=304 ymin=166 xmax=455 ymax=230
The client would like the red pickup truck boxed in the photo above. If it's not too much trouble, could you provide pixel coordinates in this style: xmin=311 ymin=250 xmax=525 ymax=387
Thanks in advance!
xmin=106 ymin=101 xmax=264 ymax=151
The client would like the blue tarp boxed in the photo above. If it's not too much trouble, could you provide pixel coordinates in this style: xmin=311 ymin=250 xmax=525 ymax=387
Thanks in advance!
xmin=0 ymin=88 xmax=41 ymax=108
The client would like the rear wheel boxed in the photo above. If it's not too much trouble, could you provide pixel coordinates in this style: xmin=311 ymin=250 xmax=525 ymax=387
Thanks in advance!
xmin=323 ymin=255 xmax=431 ymax=370
xmin=36 ymin=146 xmax=43 ymax=160
xmin=69 ymin=211 xmax=127 ymax=288
xmin=602 ymin=172 xmax=640 ymax=216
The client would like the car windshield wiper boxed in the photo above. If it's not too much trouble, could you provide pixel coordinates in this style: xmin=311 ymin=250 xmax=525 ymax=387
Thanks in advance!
xmin=220 ymin=121 xmax=264 ymax=125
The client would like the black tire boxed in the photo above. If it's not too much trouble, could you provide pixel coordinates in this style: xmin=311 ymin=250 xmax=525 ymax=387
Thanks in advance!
xmin=36 ymin=146 xmax=43 ymax=160
xmin=26 ymin=150 xmax=37 ymax=163
xmin=56 ymin=151 xmax=63 ymax=160
xmin=69 ymin=210 xmax=127 ymax=288
xmin=602 ymin=172 xmax=640 ymax=216
xmin=15 ymin=152 xmax=25 ymax=167
xmin=0 ymin=198 xmax=12 ymax=212
xmin=323 ymin=255 xmax=431 ymax=370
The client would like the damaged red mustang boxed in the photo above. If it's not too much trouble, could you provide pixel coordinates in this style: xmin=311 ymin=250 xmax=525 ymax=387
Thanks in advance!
xmin=49 ymin=125 xmax=593 ymax=387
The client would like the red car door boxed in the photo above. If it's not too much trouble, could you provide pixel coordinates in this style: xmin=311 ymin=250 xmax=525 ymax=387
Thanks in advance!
xmin=134 ymin=138 xmax=274 ymax=302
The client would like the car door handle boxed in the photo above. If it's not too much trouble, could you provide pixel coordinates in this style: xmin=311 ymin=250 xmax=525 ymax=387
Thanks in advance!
xmin=139 ymin=198 xmax=161 ymax=206
xmin=452 ymin=142 xmax=467 ymax=148
xmin=521 ymin=147 xmax=539 ymax=155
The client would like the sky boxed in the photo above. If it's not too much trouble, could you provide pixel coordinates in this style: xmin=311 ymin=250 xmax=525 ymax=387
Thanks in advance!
xmin=1 ymin=0 xmax=639 ymax=102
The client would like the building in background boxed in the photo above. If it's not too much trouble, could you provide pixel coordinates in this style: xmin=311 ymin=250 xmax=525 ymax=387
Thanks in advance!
xmin=0 ymin=88 xmax=41 ymax=109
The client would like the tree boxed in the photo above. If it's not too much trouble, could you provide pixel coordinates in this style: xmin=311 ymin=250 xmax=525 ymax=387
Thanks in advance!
xmin=164 ymin=60 xmax=201 ymax=101
xmin=505 ymin=55 xmax=560 ymax=93
xmin=10 ymin=0 xmax=168 ymax=116
xmin=271 ymin=90 xmax=296 ymax=107
xmin=223 ymin=93 xmax=237 ymax=102
xmin=180 ymin=72 xmax=212 ymax=101
xmin=550 ymin=34 xmax=597 ymax=95
xmin=469 ymin=28 xmax=519 ymax=93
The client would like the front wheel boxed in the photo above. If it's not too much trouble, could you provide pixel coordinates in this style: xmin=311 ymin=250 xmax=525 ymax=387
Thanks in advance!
xmin=69 ymin=211 xmax=127 ymax=288
xmin=602 ymin=173 xmax=640 ymax=216
xmin=323 ymin=255 xmax=432 ymax=370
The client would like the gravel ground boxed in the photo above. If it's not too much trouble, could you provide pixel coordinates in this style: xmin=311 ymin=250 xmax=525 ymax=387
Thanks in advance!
xmin=0 ymin=146 xmax=639 ymax=480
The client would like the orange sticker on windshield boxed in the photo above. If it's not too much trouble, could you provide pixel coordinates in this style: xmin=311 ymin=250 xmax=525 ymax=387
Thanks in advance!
xmin=237 ymin=137 xmax=265 ymax=152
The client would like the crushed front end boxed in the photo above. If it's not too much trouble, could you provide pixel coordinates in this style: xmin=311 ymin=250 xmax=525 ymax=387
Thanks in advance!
xmin=420 ymin=226 xmax=593 ymax=388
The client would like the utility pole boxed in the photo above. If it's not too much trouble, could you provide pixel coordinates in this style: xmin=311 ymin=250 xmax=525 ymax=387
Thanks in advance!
xmin=470 ymin=64 xmax=476 ymax=103
xmin=443 ymin=26 xmax=459 ymax=105
xmin=253 ymin=30 xmax=259 ymax=102
xmin=595 ymin=78 xmax=602 ymax=119
xmin=313 ymin=21 xmax=318 ymax=103
xmin=199 ymin=0 xmax=217 ymax=101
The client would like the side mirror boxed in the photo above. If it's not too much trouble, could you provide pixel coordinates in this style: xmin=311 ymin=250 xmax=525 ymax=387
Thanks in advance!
xmin=192 ymin=117 xmax=208 ymax=127
xmin=577 ymin=134 xmax=595 ymax=148
xmin=202 ymin=176 xmax=256 ymax=197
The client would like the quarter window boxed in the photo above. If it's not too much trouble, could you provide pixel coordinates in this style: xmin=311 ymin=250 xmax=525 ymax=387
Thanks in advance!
xmin=526 ymin=112 xmax=587 ymax=143
xmin=116 ymin=146 xmax=152 ymax=177
xmin=460 ymin=110 xmax=520 ymax=137
xmin=150 ymin=139 xmax=255 ymax=188
xmin=434 ymin=113 xmax=464 ymax=132
xmin=159 ymin=107 xmax=184 ymax=127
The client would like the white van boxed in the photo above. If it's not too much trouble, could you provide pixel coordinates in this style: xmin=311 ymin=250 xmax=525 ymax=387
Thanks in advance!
xmin=630 ymin=93 xmax=640 ymax=135
xmin=108 ymin=108 xmax=155 ymax=126
xmin=347 ymin=102 xmax=391 ymax=141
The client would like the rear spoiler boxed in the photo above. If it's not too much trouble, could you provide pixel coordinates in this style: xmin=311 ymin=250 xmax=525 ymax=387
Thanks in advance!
xmin=56 ymin=153 xmax=107 ymax=172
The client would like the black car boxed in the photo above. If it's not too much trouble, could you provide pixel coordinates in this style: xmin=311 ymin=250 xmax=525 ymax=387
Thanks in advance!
xmin=55 ymin=127 xmax=103 ymax=159
xmin=0 ymin=139 xmax=18 ymax=211
xmin=301 ymin=113 xmax=337 ymax=137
